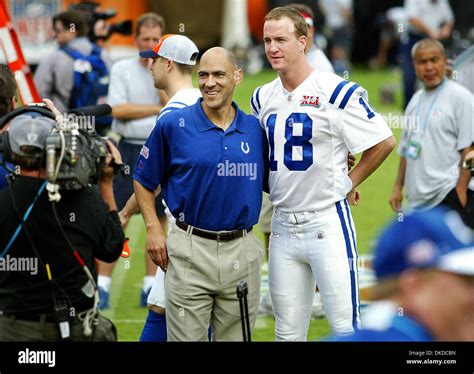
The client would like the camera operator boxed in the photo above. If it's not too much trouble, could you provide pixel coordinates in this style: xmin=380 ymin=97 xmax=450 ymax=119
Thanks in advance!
xmin=0 ymin=111 xmax=125 ymax=341
xmin=69 ymin=1 xmax=132 ymax=47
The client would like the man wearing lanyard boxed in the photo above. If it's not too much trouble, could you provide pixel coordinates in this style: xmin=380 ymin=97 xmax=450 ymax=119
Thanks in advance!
xmin=133 ymin=47 xmax=268 ymax=341
xmin=390 ymin=39 xmax=474 ymax=228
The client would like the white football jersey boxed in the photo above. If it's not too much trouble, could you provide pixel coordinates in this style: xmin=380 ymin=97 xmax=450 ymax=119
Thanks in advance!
xmin=156 ymin=88 xmax=201 ymax=122
xmin=251 ymin=70 xmax=392 ymax=212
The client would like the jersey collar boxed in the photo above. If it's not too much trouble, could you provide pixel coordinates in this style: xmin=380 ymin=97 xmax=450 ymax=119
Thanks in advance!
xmin=194 ymin=98 xmax=245 ymax=134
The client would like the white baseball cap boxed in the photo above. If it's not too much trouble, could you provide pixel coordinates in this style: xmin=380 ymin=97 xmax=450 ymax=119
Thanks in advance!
xmin=139 ymin=34 xmax=199 ymax=65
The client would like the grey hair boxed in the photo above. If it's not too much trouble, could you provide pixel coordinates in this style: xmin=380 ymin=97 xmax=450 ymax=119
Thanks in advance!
xmin=411 ymin=38 xmax=446 ymax=59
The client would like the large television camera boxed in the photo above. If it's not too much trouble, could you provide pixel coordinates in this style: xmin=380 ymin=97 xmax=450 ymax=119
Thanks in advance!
xmin=0 ymin=104 xmax=114 ymax=197
xmin=69 ymin=2 xmax=132 ymax=43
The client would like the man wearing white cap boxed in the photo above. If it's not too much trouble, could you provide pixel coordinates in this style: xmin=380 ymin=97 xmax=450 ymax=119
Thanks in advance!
xmin=99 ymin=13 xmax=167 ymax=310
xmin=333 ymin=207 xmax=474 ymax=341
xmin=119 ymin=33 xmax=201 ymax=341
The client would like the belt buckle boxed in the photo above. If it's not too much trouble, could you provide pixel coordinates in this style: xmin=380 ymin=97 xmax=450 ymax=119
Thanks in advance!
xmin=216 ymin=231 xmax=234 ymax=242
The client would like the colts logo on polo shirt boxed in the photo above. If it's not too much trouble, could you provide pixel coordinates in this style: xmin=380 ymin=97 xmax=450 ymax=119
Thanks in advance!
xmin=300 ymin=95 xmax=321 ymax=108
xmin=140 ymin=145 xmax=150 ymax=159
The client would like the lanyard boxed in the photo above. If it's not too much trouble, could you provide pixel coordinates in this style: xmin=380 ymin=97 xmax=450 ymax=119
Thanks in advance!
xmin=1 ymin=180 xmax=47 ymax=257
xmin=412 ymin=79 xmax=446 ymax=139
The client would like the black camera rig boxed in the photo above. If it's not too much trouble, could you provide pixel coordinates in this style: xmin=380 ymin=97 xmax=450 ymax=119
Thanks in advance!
xmin=0 ymin=104 xmax=115 ymax=200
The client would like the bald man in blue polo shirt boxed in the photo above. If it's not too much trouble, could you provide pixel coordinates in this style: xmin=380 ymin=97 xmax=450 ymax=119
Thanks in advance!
xmin=133 ymin=47 xmax=268 ymax=341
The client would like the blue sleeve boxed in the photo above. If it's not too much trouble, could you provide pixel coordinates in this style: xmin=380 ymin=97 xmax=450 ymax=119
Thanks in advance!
xmin=250 ymin=86 xmax=262 ymax=117
xmin=132 ymin=120 xmax=167 ymax=191
xmin=262 ymin=127 xmax=270 ymax=194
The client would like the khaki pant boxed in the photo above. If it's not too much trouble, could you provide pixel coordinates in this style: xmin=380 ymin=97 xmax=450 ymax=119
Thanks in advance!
xmin=165 ymin=222 xmax=263 ymax=341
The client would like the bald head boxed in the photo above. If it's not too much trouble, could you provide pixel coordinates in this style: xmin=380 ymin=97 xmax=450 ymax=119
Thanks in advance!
xmin=201 ymin=47 xmax=238 ymax=70
xmin=198 ymin=47 xmax=243 ymax=112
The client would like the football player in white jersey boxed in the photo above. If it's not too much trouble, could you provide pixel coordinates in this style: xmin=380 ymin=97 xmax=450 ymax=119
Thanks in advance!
xmin=119 ymin=34 xmax=201 ymax=341
xmin=252 ymin=7 xmax=395 ymax=340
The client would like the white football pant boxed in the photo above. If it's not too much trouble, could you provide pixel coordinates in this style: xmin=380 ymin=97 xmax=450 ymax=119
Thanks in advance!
xmin=269 ymin=199 xmax=361 ymax=341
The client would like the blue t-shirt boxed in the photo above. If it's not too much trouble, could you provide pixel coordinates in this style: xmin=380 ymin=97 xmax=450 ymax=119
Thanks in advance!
xmin=133 ymin=99 xmax=268 ymax=231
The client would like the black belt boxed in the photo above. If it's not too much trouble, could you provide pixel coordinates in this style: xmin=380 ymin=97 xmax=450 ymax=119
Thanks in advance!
xmin=175 ymin=220 xmax=252 ymax=242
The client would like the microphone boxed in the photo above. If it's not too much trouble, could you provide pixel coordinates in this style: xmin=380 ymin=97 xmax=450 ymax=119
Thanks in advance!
xmin=68 ymin=104 xmax=112 ymax=117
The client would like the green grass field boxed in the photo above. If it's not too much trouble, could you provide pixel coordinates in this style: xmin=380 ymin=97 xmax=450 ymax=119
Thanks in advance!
xmin=102 ymin=67 xmax=404 ymax=341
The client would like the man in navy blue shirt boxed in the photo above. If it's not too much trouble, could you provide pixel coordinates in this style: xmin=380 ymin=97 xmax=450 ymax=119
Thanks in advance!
xmin=332 ymin=208 xmax=474 ymax=341
xmin=133 ymin=47 xmax=268 ymax=341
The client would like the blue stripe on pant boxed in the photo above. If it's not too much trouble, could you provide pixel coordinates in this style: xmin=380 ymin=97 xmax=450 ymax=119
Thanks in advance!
xmin=335 ymin=200 xmax=360 ymax=331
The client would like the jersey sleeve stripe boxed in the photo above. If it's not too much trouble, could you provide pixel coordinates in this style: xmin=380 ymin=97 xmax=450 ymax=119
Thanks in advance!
xmin=157 ymin=108 xmax=177 ymax=121
xmin=329 ymin=80 xmax=349 ymax=104
xmin=250 ymin=95 xmax=259 ymax=115
xmin=164 ymin=103 xmax=186 ymax=110
xmin=255 ymin=87 xmax=262 ymax=110
xmin=338 ymin=83 xmax=360 ymax=109
xmin=168 ymin=101 xmax=188 ymax=107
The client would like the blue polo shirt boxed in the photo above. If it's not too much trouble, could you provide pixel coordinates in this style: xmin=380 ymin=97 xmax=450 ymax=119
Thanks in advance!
xmin=133 ymin=99 xmax=268 ymax=231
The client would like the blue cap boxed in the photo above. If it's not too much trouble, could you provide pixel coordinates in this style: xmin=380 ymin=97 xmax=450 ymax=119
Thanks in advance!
xmin=374 ymin=208 xmax=474 ymax=279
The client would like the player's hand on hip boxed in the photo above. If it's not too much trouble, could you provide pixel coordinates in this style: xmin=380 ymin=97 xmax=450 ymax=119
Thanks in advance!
xmin=389 ymin=187 xmax=403 ymax=212
xmin=347 ymin=190 xmax=360 ymax=206
xmin=347 ymin=152 xmax=356 ymax=172
xmin=146 ymin=229 xmax=168 ymax=271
